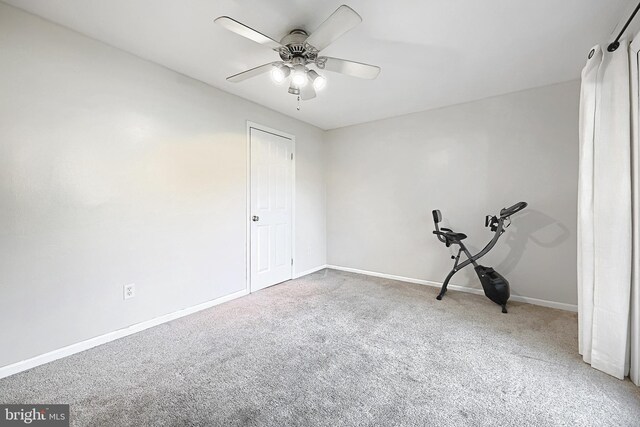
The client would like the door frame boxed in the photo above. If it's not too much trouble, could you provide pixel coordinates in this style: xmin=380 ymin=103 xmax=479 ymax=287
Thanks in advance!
xmin=246 ymin=121 xmax=296 ymax=293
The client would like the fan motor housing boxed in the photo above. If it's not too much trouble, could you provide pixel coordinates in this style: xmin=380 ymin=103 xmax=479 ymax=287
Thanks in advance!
xmin=279 ymin=29 xmax=316 ymax=62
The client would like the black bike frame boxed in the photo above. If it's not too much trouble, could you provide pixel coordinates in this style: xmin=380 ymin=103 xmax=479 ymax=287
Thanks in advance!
xmin=436 ymin=217 xmax=507 ymax=299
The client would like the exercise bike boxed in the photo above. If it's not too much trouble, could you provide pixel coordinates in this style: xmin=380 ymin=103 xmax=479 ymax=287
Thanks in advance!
xmin=432 ymin=201 xmax=527 ymax=313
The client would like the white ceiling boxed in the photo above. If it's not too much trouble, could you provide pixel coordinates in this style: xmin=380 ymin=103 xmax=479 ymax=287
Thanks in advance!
xmin=4 ymin=0 xmax=633 ymax=129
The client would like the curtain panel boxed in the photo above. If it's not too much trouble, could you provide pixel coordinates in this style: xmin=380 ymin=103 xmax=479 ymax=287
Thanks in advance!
xmin=578 ymin=38 xmax=639 ymax=384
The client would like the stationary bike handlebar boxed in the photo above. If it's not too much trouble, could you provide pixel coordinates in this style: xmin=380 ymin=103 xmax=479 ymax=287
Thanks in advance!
xmin=500 ymin=201 xmax=528 ymax=219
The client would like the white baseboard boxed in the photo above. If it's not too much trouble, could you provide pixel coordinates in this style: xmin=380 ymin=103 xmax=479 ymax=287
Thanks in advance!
xmin=295 ymin=264 xmax=328 ymax=278
xmin=0 ymin=289 xmax=248 ymax=380
xmin=0 ymin=265 xmax=576 ymax=380
xmin=326 ymin=265 xmax=578 ymax=312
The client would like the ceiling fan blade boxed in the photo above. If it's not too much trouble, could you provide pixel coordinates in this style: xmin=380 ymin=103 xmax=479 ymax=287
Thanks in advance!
xmin=319 ymin=57 xmax=380 ymax=79
xmin=304 ymin=5 xmax=362 ymax=52
xmin=300 ymin=84 xmax=316 ymax=101
xmin=227 ymin=62 xmax=277 ymax=82
xmin=215 ymin=16 xmax=284 ymax=51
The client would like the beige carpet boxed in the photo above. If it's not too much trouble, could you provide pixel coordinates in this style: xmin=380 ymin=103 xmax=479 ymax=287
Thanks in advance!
xmin=1 ymin=269 xmax=639 ymax=426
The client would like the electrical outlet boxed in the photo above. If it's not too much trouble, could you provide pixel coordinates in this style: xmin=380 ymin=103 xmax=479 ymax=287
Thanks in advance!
xmin=123 ymin=283 xmax=136 ymax=300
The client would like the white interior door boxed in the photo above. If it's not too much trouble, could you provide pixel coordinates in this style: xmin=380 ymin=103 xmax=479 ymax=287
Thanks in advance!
xmin=250 ymin=127 xmax=293 ymax=292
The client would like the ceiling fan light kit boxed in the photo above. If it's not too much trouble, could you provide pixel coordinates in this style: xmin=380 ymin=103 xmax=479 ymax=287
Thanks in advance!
xmin=291 ymin=63 xmax=308 ymax=87
xmin=308 ymin=70 xmax=327 ymax=91
xmin=214 ymin=5 xmax=380 ymax=105
xmin=288 ymin=83 xmax=300 ymax=96
xmin=271 ymin=64 xmax=290 ymax=83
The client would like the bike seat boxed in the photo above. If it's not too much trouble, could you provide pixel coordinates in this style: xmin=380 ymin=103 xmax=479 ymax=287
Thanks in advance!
xmin=444 ymin=232 xmax=467 ymax=242
xmin=433 ymin=230 xmax=467 ymax=246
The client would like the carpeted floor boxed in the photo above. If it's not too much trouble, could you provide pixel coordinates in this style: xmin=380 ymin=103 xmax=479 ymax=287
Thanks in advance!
xmin=1 ymin=269 xmax=639 ymax=426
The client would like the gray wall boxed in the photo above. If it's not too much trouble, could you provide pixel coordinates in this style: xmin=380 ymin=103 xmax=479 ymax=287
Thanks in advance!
xmin=0 ymin=4 xmax=326 ymax=368
xmin=0 ymin=2 xmax=582 ymax=370
xmin=326 ymin=81 xmax=579 ymax=306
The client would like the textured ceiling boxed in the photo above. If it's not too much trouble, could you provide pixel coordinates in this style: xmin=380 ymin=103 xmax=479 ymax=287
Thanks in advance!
xmin=3 ymin=0 xmax=633 ymax=129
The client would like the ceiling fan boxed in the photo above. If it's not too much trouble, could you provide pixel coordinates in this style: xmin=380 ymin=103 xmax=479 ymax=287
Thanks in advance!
xmin=214 ymin=5 xmax=380 ymax=101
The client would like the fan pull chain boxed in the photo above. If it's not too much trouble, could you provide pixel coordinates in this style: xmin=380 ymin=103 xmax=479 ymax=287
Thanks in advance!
xmin=297 ymin=96 xmax=301 ymax=111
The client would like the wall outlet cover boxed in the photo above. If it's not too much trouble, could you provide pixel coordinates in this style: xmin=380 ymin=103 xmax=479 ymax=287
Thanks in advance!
xmin=123 ymin=283 xmax=136 ymax=300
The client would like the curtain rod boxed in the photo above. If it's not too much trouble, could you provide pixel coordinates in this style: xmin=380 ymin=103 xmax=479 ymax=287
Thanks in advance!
xmin=608 ymin=1 xmax=640 ymax=51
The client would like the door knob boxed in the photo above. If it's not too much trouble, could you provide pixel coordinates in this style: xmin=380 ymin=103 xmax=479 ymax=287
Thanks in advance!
xmin=252 ymin=216 xmax=259 ymax=222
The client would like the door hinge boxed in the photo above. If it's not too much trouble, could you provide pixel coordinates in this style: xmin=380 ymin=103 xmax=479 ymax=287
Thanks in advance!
xmin=291 ymin=153 xmax=293 ymax=160
xmin=291 ymin=258 xmax=294 ymax=266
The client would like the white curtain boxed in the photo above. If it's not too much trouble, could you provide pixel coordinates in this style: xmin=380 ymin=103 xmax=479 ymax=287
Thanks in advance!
xmin=578 ymin=37 xmax=640 ymax=385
